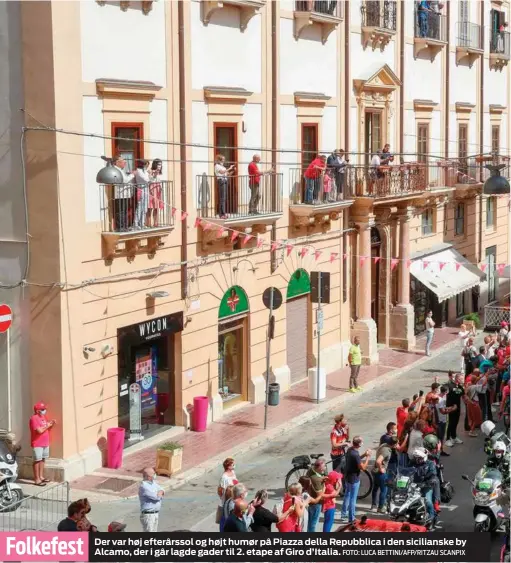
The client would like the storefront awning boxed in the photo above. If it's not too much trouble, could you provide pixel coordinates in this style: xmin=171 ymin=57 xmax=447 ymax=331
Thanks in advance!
xmin=410 ymin=247 xmax=486 ymax=303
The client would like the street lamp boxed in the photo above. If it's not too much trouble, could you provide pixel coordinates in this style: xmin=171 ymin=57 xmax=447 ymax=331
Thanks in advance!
xmin=96 ymin=156 xmax=124 ymax=184
xmin=483 ymin=164 xmax=510 ymax=195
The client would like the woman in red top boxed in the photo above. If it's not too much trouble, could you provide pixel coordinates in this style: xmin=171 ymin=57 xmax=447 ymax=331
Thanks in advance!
xmin=330 ymin=414 xmax=350 ymax=473
xmin=276 ymin=483 xmax=305 ymax=533
xmin=322 ymin=471 xmax=343 ymax=532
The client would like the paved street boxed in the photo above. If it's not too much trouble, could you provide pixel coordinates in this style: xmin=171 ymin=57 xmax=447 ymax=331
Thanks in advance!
xmin=71 ymin=341 xmax=504 ymax=559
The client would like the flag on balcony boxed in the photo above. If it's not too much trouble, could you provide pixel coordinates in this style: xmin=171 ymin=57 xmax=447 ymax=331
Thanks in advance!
xmin=194 ymin=217 xmax=201 ymax=228
xmin=455 ymin=263 xmax=461 ymax=272
xmin=299 ymin=247 xmax=309 ymax=258
xmin=242 ymin=234 xmax=253 ymax=246
xmin=271 ymin=241 xmax=280 ymax=252
xmin=314 ymin=251 xmax=321 ymax=261
xmin=330 ymin=253 xmax=339 ymax=263
xmin=180 ymin=211 xmax=188 ymax=221
xmin=343 ymin=253 xmax=347 ymax=260
xmin=359 ymin=256 xmax=368 ymax=266
xmin=480 ymin=263 xmax=487 ymax=273
xmin=287 ymin=244 xmax=294 ymax=257
xmin=406 ymin=259 xmax=412 ymax=269
xmin=217 ymin=227 xmax=227 ymax=238
xmin=373 ymin=256 xmax=380 ymax=264
xmin=231 ymin=230 xmax=239 ymax=243
xmin=497 ymin=263 xmax=506 ymax=276
xmin=171 ymin=207 xmax=177 ymax=218
xmin=439 ymin=262 xmax=446 ymax=271
xmin=256 ymin=236 xmax=264 ymax=249
xmin=422 ymin=260 xmax=430 ymax=270
xmin=202 ymin=222 xmax=212 ymax=231
xmin=391 ymin=258 xmax=399 ymax=271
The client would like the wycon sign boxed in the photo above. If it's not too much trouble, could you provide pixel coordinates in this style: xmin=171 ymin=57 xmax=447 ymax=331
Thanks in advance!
xmin=138 ymin=315 xmax=173 ymax=341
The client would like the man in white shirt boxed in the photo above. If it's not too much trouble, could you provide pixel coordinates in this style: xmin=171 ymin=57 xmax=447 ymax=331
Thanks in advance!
xmin=112 ymin=155 xmax=134 ymax=231
xmin=425 ymin=310 xmax=435 ymax=356
xmin=139 ymin=467 xmax=164 ymax=532
xmin=436 ymin=385 xmax=457 ymax=457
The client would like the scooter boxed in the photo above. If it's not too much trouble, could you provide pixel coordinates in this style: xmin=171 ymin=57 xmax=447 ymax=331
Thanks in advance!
xmin=0 ymin=436 xmax=23 ymax=512
xmin=462 ymin=466 xmax=505 ymax=532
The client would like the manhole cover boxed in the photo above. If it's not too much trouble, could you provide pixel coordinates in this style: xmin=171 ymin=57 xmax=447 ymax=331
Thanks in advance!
xmin=97 ymin=477 xmax=136 ymax=492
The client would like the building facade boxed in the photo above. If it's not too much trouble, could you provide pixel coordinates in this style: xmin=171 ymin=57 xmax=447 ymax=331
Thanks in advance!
xmin=0 ymin=0 xmax=509 ymax=480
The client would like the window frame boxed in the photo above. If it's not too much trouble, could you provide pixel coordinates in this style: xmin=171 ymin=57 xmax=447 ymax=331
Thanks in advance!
xmin=454 ymin=202 xmax=465 ymax=236
xmin=301 ymin=123 xmax=319 ymax=170
xmin=421 ymin=208 xmax=434 ymax=236
xmin=491 ymin=125 xmax=500 ymax=155
xmin=111 ymin=122 xmax=144 ymax=172
xmin=458 ymin=123 xmax=468 ymax=178
xmin=417 ymin=123 xmax=429 ymax=165
xmin=486 ymin=196 xmax=496 ymax=229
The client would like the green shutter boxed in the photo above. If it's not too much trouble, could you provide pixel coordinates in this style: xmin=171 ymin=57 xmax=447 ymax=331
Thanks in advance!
xmin=218 ymin=286 xmax=249 ymax=319
xmin=286 ymin=269 xmax=311 ymax=299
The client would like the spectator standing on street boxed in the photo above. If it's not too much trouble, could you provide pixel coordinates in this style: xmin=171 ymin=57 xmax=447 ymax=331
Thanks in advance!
xmin=217 ymin=458 xmax=238 ymax=532
xmin=322 ymin=471 xmax=342 ymax=532
xmin=444 ymin=371 xmax=464 ymax=447
xmin=29 ymin=402 xmax=55 ymax=486
xmin=330 ymin=414 xmax=350 ymax=472
xmin=139 ymin=467 xmax=164 ymax=532
xmin=436 ymin=386 xmax=457 ymax=456
xmin=371 ymin=435 xmax=397 ymax=513
xmin=380 ymin=422 xmax=398 ymax=478
xmin=224 ymin=500 xmax=251 ymax=532
xmin=305 ymin=458 xmax=327 ymax=532
xmin=348 ymin=336 xmax=363 ymax=392
xmin=425 ymin=310 xmax=435 ymax=356
xmin=341 ymin=437 xmax=371 ymax=524
xmin=396 ymin=399 xmax=411 ymax=437
xmin=276 ymin=483 xmax=305 ymax=533
xmin=250 ymin=490 xmax=280 ymax=533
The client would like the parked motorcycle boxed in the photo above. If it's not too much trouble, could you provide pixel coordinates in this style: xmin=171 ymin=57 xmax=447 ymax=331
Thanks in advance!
xmin=0 ymin=437 xmax=23 ymax=512
xmin=389 ymin=467 xmax=436 ymax=529
xmin=462 ymin=466 xmax=505 ymax=532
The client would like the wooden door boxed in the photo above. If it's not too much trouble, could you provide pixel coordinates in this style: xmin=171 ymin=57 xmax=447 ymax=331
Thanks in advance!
xmin=365 ymin=111 xmax=382 ymax=166
xmin=214 ymin=124 xmax=238 ymax=214
xmin=301 ymin=124 xmax=319 ymax=201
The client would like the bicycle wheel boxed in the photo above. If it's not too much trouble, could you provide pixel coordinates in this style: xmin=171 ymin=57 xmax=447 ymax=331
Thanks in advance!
xmin=284 ymin=466 xmax=309 ymax=491
xmin=358 ymin=469 xmax=373 ymax=500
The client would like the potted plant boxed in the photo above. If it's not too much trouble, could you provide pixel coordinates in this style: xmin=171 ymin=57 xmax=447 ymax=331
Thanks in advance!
xmin=155 ymin=441 xmax=183 ymax=477
xmin=463 ymin=312 xmax=481 ymax=331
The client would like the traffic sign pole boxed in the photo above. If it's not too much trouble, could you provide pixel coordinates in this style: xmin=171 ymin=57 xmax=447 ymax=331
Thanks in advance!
xmin=7 ymin=328 xmax=11 ymax=430
xmin=317 ymin=273 xmax=321 ymax=405
xmin=263 ymin=287 xmax=274 ymax=430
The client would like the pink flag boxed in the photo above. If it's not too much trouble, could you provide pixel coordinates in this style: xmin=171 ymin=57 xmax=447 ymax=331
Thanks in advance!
xmin=194 ymin=217 xmax=201 ymax=228
xmin=480 ymin=263 xmax=487 ymax=273
xmin=217 ymin=227 xmax=226 ymax=238
xmin=391 ymin=258 xmax=399 ymax=271
xmin=439 ymin=262 xmax=446 ymax=271
xmin=242 ymin=234 xmax=253 ymax=246
xmin=497 ymin=263 xmax=506 ymax=276
xmin=373 ymin=256 xmax=381 ymax=264
xmin=180 ymin=211 xmax=188 ymax=221
xmin=231 ymin=230 xmax=239 ymax=243
xmin=455 ymin=262 xmax=461 ymax=272
xmin=256 ymin=236 xmax=264 ymax=249
xmin=422 ymin=260 xmax=429 ymax=270
xmin=360 ymin=256 xmax=367 ymax=267
xmin=271 ymin=241 xmax=279 ymax=252
xmin=314 ymin=250 xmax=322 ymax=261
xmin=286 ymin=244 xmax=293 ymax=257
xmin=203 ymin=222 xmax=212 ymax=231
xmin=330 ymin=253 xmax=338 ymax=263
xmin=299 ymin=247 xmax=309 ymax=258
xmin=343 ymin=253 xmax=347 ymax=260
xmin=406 ymin=259 xmax=412 ymax=269
xmin=171 ymin=207 xmax=177 ymax=218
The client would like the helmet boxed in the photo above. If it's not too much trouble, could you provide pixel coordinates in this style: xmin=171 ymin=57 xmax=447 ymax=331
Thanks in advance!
xmin=423 ymin=433 xmax=439 ymax=452
xmin=481 ymin=420 xmax=496 ymax=437
xmin=412 ymin=447 xmax=428 ymax=463
xmin=494 ymin=441 xmax=507 ymax=458
xmin=33 ymin=402 xmax=46 ymax=413
xmin=440 ymin=481 xmax=455 ymax=503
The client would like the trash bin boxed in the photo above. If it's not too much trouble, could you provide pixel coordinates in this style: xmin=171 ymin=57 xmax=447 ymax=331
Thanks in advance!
xmin=107 ymin=427 xmax=125 ymax=469
xmin=268 ymin=383 xmax=280 ymax=406
xmin=193 ymin=396 xmax=209 ymax=432
xmin=308 ymin=367 xmax=326 ymax=401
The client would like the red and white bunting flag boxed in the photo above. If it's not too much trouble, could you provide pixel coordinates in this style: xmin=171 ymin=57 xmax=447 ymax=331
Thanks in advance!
xmin=359 ymin=256 xmax=368 ymax=267
xmin=423 ymin=260 xmax=430 ymax=270
xmin=406 ymin=259 xmax=412 ymax=269
xmin=314 ymin=251 xmax=322 ymax=261
xmin=286 ymin=244 xmax=294 ymax=257
xmin=242 ymin=234 xmax=253 ymax=246
xmin=180 ymin=211 xmax=188 ymax=221
xmin=217 ymin=227 xmax=227 ymax=238
xmin=202 ymin=222 xmax=212 ymax=231
xmin=439 ymin=262 xmax=446 ymax=271
xmin=271 ymin=241 xmax=279 ymax=252
xmin=231 ymin=230 xmax=239 ymax=243
xmin=256 ymin=236 xmax=264 ymax=249
xmin=171 ymin=207 xmax=177 ymax=218
xmin=480 ymin=263 xmax=487 ymax=273
xmin=330 ymin=253 xmax=339 ymax=263
xmin=391 ymin=258 xmax=399 ymax=271
xmin=373 ymin=256 xmax=381 ymax=264
xmin=343 ymin=253 xmax=347 ymax=260
xmin=497 ymin=263 xmax=506 ymax=276
xmin=299 ymin=247 xmax=309 ymax=258
xmin=455 ymin=262 xmax=461 ymax=272
xmin=194 ymin=217 xmax=201 ymax=228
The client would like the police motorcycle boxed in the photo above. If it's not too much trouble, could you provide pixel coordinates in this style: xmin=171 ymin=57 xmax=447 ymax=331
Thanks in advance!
xmin=0 ymin=430 xmax=23 ymax=512
xmin=482 ymin=420 xmax=510 ymax=456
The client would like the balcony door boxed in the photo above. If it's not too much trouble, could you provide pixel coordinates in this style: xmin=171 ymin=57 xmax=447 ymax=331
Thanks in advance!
xmin=364 ymin=111 xmax=382 ymax=166
xmin=214 ymin=123 xmax=238 ymax=214
xmin=301 ymin=124 xmax=318 ymax=202
xmin=112 ymin=123 xmax=144 ymax=173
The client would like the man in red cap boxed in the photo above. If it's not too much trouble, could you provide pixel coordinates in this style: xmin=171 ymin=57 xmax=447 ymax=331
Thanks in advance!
xmin=29 ymin=402 xmax=56 ymax=485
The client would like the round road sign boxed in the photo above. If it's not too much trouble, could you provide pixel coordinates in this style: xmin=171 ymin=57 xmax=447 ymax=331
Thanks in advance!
xmin=0 ymin=304 xmax=12 ymax=333
xmin=262 ymin=287 xmax=283 ymax=311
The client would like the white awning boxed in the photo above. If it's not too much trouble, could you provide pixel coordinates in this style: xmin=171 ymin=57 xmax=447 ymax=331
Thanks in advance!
xmin=411 ymin=247 xmax=486 ymax=303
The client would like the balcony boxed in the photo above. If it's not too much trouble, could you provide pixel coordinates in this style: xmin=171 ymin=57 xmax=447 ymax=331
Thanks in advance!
xmin=294 ymin=1 xmax=344 ymax=44
xmin=196 ymin=172 xmax=283 ymax=247
xmin=414 ymin=8 xmax=447 ymax=60
xmin=99 ymin=181 xmax=174 ymax=260
xmin=490 ymin=31 xmax=510 ymax=71
xmin=360 ymin=0 xmax=397 ymax=51
xmin=201 ymin=0 xmax=266 ymax=32
xmin=289 ymin=169 xmax=353 ymax=229
xmin=456 ymin=22 xmax=483 ymax=67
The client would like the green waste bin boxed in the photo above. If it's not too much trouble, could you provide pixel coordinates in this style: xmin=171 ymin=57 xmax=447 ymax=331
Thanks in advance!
xmin=268 ymin=383 xmax=280 ymax=406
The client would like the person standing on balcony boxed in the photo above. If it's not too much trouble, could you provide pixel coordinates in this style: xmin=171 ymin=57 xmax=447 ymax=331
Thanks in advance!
xmin=215 ymin=154 xmax=235 ymax=219
xmin=248 ymin=155 xmax=273 ymax=214
xmin=133 ymin=159 xmax=151 ymax=229
xmin=327 ymin=149 xmax=347 ymax=201
xmin=381 ymin=144 xmax=394 ymax=165
xmin=417 ymin=0 xmax=432 ymax=38
xmin=148 ymin=159 xmax=164 ymax=227
xmin=112 ymin=155 xmax=134 ymax=232
xmin=304 ymin=154 xmax=326 ymax=204
xmin=425 ymin=310 xmax=435 ymax=356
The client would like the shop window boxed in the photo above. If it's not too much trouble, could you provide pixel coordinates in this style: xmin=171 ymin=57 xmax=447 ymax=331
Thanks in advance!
xmin=486 ymin=197 xmax=496 ymax=228
xmin=112 ymin=123 xmax=144 ymax=173
xmin=421 ymin=208 xmax=434 ymax=236
xmin=492 ymin=125 xmax=500 ymax=155
xmin=455 ymin=202 xmax=465 ymax=236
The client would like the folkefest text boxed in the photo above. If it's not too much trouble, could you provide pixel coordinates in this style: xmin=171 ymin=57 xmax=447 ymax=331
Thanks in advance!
xmin=0 ymin=532 xmax=88 ymax=562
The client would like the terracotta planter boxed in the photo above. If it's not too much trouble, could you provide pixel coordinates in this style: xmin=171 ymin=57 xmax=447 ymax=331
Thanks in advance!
xmin=155 ymin=447 xmax=183 ymax=477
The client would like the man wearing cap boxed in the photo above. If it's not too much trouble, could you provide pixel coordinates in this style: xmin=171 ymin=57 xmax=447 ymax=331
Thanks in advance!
xmin=29 ymin=402 xmax=56 ymax=486
xmin=139 ymin=467 xmax=164 ymax=532
xmin=108 ymin=521 xmax=127 ymax=532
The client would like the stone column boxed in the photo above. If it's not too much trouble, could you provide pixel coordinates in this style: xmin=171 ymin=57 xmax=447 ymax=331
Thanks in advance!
xmin=351 ymin=220 xmax=378 ymax=365
xmin=390 ymin=209 xmax=416 ymax=350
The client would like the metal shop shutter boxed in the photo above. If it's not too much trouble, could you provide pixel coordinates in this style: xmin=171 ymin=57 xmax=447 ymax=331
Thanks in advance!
xmin=286 ymin=296 xmax=308 ymax=384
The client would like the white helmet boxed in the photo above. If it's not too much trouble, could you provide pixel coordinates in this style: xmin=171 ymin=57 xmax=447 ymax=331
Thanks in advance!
xmin=494 ymin=441 xmax=507 ymax=458
xmin=412 ymin=447 xmax=428 ymax=463
xmin=481 ymin=420 xmax=496 ymax=437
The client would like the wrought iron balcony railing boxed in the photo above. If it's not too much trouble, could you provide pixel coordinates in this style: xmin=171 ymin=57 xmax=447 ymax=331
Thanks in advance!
xmin=490 ymin=30 xmax=511 ymax=59
xmin=345 ymin=164 xmax=428 ymax=198
xmin=289 ymin=168 xmax=347 ymax=205
xmin=415 ymin=7 xmax=447 ymax=42
xmin=99 ymin=181 xmax=174 ymax=234
xmin=361 ymin=0 xmax=397 ymax=31
xmin=196 ymin=172 xmax=283 ymax=220
xmin=456 ymin=21 xmax=482 ymax=50
xmin=295 ymin=0 xmax=343 ymax=18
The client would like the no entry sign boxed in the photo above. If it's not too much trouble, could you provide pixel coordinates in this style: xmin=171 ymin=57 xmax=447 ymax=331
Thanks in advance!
xmin=0 ymin=304 xmax=13 ymax=333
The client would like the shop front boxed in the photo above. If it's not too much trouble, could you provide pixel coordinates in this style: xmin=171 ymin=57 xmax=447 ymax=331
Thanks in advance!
xmin=117 ymin=312 xmax=183 ymax=441
xmin=218 ymin=286 xmax=249 ymax=408
xmin=286 ymin=269 xmax=311 ymax=384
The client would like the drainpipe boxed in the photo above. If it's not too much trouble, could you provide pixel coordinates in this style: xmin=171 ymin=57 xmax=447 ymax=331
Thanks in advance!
xmin=178 ymin=1 xmax=188 ymax=299
xmin=271 ymin=0 xmax=278 ymax=273
xmin=399 ymin=0 xmax=404 ymax=154
xmin=444 ymin=0 xmax=450 ymax=159
xmin=344 ymin=0 xmax=350 ymax=155
xmin=478 ymin=1 xmax=484 ymax=263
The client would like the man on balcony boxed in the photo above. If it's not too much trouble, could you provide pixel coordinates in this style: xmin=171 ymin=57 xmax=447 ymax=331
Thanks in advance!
xmin=113 ymin=155 xmax=135 ymax=232
xmin=417 ymin=0 xmax=432 ymax=38
xmin=327 ymin=149 xmax=347 ymax=201
xmin=248 ymin=155 xmax=273 ymax=214
xmin=304 ymin=154 xmax=326 ymax=204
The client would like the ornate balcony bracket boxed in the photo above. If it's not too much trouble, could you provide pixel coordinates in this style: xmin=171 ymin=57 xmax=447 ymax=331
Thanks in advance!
xmin=413 ymin=38 xmax=446 ymax=61
xmin=294 ymin=10 xmax=342 ymax=44
xmin=101 ymin=227 xmax=172 ymax=262
xmin=289 ymin=200 xmax=353 ymax=231
xmin=96 ymin=0 xmax=155 ymax=14
xmin=202 ymin=1 xmax=265 ymax=31
xmin=361 ymin=26 xmax=396 ymax=51
xmin=489 ymin=53 xmax=510 ymax=72
xmin=455 ymin=46 xmax=483 ymax=68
